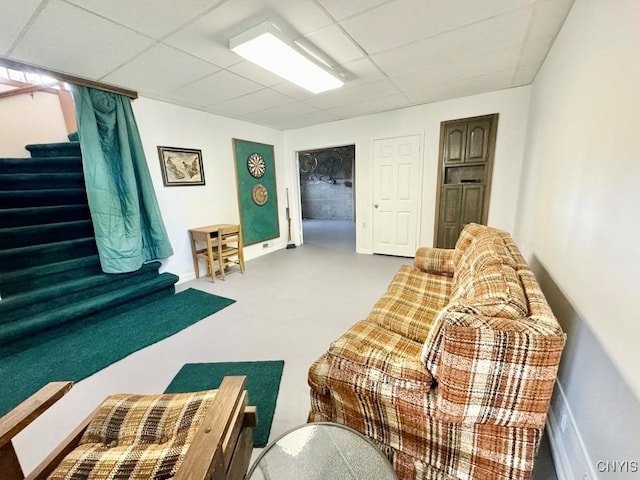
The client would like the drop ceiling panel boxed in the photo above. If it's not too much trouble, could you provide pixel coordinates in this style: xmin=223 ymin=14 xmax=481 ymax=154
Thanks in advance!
xmin=303 ymin=79 xmax=400 ymax=110
xmin=326 ymin=93 xmax=410 ymax=118
xmin=168 ymin=70 xmax=264 ymax=106
xmin=64 ymin=0 xmax=224 ymax=39
xmin=391 ymin=45 xmax=520 ymax=91
xmin=339 ymin=0 xmax=535 ymax=55
xmin=101 ymin=44 xmax=220 ymax=94
xmin=10 ymin=0 xmax=155 ymax=79
xmin=244 ymin=101 xmax=321 ymax=129
xmin=227 ymin=60 xmax=285 ymax=87
xmin=406 ymin=69 xmax=514 ymax=104
xmin=0 ymin=0 xmax=575 ymax=130
xmin=0 ymin=0 xmax=42 ymax=54
xmin=315 ymin=0 xmax=391 ymax=22
xmin=303 ymin=24 xmax=365 ymax=65
xmin=211 ymin=88 xmax=295 ymax=116
xmin=527 ymin=0 xmax=575 ymax=40
xmin=518 ymin=36 xmax=555 ymax=66
xmin=371 ymin=7 xmax=533 ymax=76
xmin=513 ymin=63 xmax=541 ymax=85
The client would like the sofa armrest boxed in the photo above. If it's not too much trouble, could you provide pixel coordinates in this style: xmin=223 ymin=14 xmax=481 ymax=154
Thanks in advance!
xmin=433 ymin=314 xmax=565 ymax=428
xmin=414 ymin=248 xmax=454 ymax=275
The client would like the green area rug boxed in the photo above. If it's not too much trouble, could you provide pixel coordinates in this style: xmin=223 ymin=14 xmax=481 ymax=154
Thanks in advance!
xmin=164 ymin=360 xmax=285 ymax=447
xmin=0 ymin=288 xmax=235 ymax=416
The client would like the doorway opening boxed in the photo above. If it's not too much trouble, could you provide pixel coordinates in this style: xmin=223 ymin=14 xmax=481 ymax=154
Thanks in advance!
xmin=297 ymin=144 xmax=355 ymax=252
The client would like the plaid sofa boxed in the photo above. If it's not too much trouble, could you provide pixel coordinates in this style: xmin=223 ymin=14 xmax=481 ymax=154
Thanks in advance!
xmin=308 ymin=224 xmax=565 ymax=480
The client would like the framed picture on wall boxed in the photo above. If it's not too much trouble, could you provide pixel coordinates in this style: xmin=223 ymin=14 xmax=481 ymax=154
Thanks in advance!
xmin=157 ymin=146 xmax=205 ymax=186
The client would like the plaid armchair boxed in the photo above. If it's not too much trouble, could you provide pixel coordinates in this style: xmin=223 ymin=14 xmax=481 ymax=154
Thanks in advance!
xmin=308 ymin=224 xmax=565 ymax=480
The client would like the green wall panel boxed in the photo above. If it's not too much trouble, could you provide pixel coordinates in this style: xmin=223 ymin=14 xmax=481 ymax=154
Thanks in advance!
xmin=233 ymin=139 xmax=279 ymax=245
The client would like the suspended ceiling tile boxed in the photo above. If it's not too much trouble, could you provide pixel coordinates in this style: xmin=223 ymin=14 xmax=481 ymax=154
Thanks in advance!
xmin=211 ymin=88 xmax=295 ymax=116
xmin=391 ymin=45 xmax=520 ymax=92
xmin=512 ymin=63 xmax=541 ymax=85
xmin=274 ymin=110 xmax=342 ymax=130
xmin=0 ymin=0 xmax=42 ymax=54
xmin=269 ymin=81 xmax=318 ymax=101
xmin=518 ymin=35 xmax=555 ymax=66
xmin=63 ymin=0 xmax=224 ymax=39
xmin=102 ymin=44 xmax=220 ymax=94
xmin=302 ymin=24 xmax=365 ymax=65
xmin=527 ymin=0 xmax=575 ymax=41
xmin=10 ymin=0 xmax=155 ymax=79
xmin=339 ymin=0 xmax=535 ymax=55
xmin=227 ymin=60 xmax=285 ymax=87
xmin=303 ymin=79 xmax=400 ymax=110
xmin=315 ymin=0 xmax=390 ymax=22
xmin=406 ymin=69 xmax=515 ymax=104
xmin=244 ymin=101 xmax=320 ymax=127
xmin=340 ymin=57 xmax=385 ymax=86
xmin=371 ymin=7 xmax=533 ymax=77
xmin=325 ymin=93 xmax=410 ymax=119
xmin=168 ymin=69 xmax=264 ymax=106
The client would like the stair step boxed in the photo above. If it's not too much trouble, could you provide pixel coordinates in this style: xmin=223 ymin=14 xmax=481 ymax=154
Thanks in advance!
xmin=0 ymin=237 xmax=97 ymax=272
xmin=26 ymin=141 xmax=81 ymax=158
xmin=0 ymin=262 xmax=163 ymax=321
xmin=0 ymin=188 xmax=87 ymax=208
xmin=0 ymin=255 xmax=101 ymax=296
xmin=0 ymin=272 xmax=178 ymax=347
xmin=0 ymin=204 xmax=90 ymax=228
xmin=0 ymin=156 xmax=82 ymax=174
xmin=0 ymin=220 xmax=94 ymax=250
xmin=0 ymin=172 xmax=84 ymax=190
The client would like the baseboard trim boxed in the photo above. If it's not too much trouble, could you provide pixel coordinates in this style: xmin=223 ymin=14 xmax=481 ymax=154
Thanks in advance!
xmin=547 ymin=381 xmax=598 ymax=480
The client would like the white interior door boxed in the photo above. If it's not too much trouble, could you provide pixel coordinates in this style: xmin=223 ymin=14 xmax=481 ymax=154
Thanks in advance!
xmin=372 ymin=135 xmax=421 ymax=256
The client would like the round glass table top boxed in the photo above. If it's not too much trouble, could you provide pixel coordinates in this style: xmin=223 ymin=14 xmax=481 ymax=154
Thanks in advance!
xmin=246 ymin=422 xmax=397 ymax=480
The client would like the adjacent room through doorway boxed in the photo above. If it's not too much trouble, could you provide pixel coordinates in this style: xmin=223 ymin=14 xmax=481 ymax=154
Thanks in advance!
xmin=297 ymin=144 xmax=355 ymax=250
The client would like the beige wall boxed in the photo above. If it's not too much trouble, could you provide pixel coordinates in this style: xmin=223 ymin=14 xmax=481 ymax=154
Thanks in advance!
xmin=0 ymin=88 xmax=68 ymax=157
xmin=515 ymin=0 xmax=640 ymax=477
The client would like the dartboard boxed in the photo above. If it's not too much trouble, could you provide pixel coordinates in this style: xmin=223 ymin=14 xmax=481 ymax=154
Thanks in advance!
xmin=247 ymin=153 xmax=266 ymax=178
xmin=252 ymin=183 xmax=268 ymax=206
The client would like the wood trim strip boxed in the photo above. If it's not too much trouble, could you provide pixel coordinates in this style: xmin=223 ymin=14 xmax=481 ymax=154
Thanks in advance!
xmin=0 ymin=57 xmax=138 ymax=99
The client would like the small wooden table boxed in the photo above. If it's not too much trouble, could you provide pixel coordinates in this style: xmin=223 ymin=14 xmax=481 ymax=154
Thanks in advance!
xmin=188 ymin=224 xmax=238 ymax=282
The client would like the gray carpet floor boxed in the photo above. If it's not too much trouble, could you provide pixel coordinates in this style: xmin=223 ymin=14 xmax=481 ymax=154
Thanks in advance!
xmin=14 ymin=218 xmax=557 ymax=479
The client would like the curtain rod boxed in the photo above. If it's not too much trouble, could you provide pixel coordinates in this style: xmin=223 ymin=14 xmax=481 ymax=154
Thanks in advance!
xmin=0 ymin=56 xmax=138 ymax=100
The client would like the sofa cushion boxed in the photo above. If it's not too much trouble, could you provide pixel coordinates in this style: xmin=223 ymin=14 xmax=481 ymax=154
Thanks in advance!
xmin=49 ymin=390 xmax=217 ymax=480
xmin=454 ymin=263 xmax=528 ymax=319
xmin=368 ymin=265 xmax=453 ymax=343
xmin=451 ymin=228 xmax=528 ymax=320
xmin=328 ymin=319 xmax=432 ymax=384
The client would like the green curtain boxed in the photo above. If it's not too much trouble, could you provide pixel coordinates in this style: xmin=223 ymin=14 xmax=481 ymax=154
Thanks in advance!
xmin=72 ymin=85 xmax=173 ymax=273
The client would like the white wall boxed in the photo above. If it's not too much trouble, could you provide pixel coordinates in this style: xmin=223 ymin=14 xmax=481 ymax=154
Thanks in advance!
xmin=132 ymin=97 xmax=286 ymax=282
xmin=0 ymin=89 xmax=68 ymax=157
xmin=284 ymin=86 xmax=531 ymax=254
xmin=516 ymin=0 xmax=640 ymax=402
xmin=515 ymin=0 xmax=640 ymax=477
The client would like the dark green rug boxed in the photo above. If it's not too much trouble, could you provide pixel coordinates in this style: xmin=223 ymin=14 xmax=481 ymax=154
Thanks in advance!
xmin=0 ymin=288 xmax=235 ymax=416
xmin=164 ymin=360 xmax=285 ymax=447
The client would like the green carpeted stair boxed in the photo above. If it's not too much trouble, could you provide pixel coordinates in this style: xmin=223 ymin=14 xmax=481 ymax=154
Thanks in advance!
xmin=0 ymin=139 xmax=178 ymax=349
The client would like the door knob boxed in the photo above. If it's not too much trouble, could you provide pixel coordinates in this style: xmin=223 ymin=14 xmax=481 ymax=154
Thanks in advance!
xmin=374 ymin=204 xmax=379 ymax=209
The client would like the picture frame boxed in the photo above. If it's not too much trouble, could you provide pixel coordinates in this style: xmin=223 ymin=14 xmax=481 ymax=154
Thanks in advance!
xmin=157 ymin=146 xmax=205 ymax=186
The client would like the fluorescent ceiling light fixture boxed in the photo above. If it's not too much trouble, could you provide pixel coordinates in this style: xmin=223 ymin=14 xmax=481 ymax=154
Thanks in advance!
xmin=230 ymin=22 xmax=344 ymax=94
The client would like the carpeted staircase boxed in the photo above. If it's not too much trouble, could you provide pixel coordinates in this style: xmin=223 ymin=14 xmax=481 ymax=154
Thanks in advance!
xmin=0 ymin=140 xmax=178 ymax=349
